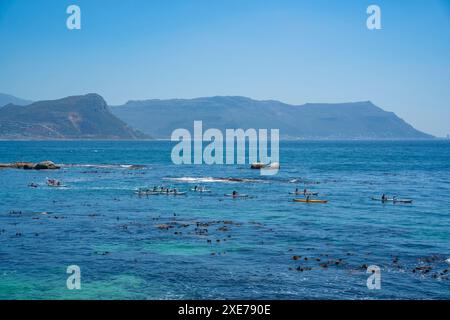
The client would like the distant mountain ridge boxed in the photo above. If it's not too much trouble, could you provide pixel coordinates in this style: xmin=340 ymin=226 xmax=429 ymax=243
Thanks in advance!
xmin=111 ymin=96 xmax=433 ymax=140
xmin=0 ymin=93 xmax=434 ymax=140
xmin=0 ymin=94 xmax=148 ymax=140
xmin=0 ymin=93 xmax=33 ymax=107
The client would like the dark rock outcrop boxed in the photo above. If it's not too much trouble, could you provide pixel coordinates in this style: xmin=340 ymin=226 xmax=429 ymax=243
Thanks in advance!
xmin=0 ymin=161 xmax=60 ymax=170
xmin=34 ymin=161 xmax=60 ymax=170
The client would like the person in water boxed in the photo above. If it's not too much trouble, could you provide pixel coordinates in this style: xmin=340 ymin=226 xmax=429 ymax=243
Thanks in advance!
xmin=232 ymin=190 xmax=238 ymax=197
xmin=48 ymin=179 xmax=60 ymax=186
xmin=304 ymin=188 xmax=307 ymax=195
xmin=381 ymin=194 xmax=386 ymax=201
xmin=295 ymin=188 xmax=299 ymax=194
xmin=194 ymin=186 xmax=198 ymax=191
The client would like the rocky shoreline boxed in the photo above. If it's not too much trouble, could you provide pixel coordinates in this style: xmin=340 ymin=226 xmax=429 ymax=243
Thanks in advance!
xmin=0 ymin=160 xmax=60 ymax=170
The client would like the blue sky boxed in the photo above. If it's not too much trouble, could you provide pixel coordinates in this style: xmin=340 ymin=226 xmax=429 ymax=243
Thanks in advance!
xmin=0 ymin=0 xmax=449 ymax=136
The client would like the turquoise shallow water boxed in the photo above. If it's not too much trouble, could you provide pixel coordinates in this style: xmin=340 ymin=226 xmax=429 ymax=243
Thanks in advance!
xmin=0 ymin=140 xmax=449 ymax=299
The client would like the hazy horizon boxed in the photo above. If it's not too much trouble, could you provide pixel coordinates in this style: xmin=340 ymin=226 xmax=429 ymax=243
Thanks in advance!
xmin=0 ymin=0 xmax=449 ymax=136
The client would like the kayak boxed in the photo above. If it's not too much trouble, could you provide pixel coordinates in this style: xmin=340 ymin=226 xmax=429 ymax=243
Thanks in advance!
xmin=47 ymin=179 xmax=66 ymax=187
xmin=293 ymin=199 xmax=328 ymax=203
xmin=166 ymin=192 xmax=187 ymax=196
xmin=190 ymin=188 xmax=211 ymax=193
xmin=289 ymin=192 xmax=319 ymax=196
xmin=136 ymin=190 xmax=186 ymax=195
xmin=372 ymin=197 xmax=394 ymax=201
xmin=371 ymin=197 xmax=413 ymax=204
xmin=152 ymin=190 xmax=186 ymax=195
xmin=394 ymin=199 xmax=413 ymax=204
xmin=47 ymin=183 xmax=67 ymax=188
xmin=225 ymin=194 xmax=249 ymax=198
xmin=135 ymin=191 xmax=160 ymax=195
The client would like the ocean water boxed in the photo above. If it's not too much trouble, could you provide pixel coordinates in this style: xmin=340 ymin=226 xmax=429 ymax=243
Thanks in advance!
xmin=0 ymin=140 xmax=449 ymax=300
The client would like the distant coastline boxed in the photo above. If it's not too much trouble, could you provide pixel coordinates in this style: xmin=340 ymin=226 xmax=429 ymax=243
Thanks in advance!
xmin=0 ymin=93 xmax=435 ymax=140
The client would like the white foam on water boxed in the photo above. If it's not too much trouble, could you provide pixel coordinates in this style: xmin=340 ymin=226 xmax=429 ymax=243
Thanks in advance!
xmin=164 ymin=177 xmax=261 ymax=183
xmin=62 ymin=164 xmax=147 ymax=169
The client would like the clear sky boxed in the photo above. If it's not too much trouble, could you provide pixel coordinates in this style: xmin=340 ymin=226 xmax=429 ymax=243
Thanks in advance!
xmin=0 ymin=0 xmax=449 ymax=136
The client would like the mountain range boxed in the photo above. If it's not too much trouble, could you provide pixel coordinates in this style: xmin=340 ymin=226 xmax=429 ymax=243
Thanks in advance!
xmin=0 ymin=94 xmax=147 ymax=139
xmin=111 ymin=96 xmax=433 ymax=140
xmin=0 ymin=93 xmax=33 ymax=107
xmin=0 ymin=93 xmax=433 ymax=140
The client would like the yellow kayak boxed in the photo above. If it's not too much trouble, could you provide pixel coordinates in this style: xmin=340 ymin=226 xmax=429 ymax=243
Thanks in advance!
xmin=293 ymin=199 xmax=328 ymax=204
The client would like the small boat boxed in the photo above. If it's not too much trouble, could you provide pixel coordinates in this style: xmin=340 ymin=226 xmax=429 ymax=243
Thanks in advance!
xmin=394 ymin=199 xmax=413 ymax=204
xmin=147 ymin=192 xmax=162 ymax=195
xmin=371 ymin=197 xmax=413 ymax=204
xmin=372 ymin=197 xmax=394 ymax=201
xmin=293 ymin=199 xmax=328 ymax=203
xmin=164 ymin=191 xmax=187 ymax=196
xmin=47 ymin=179 xmax=66 ymax=188
xmin=225 ymin=194 xmax=249 ymax=198
xmin=152 ymin=187 xmax=182 ymax=194
xmin=190 ymin=188 xmax=211 ymax=193
xmin=135 ymin=190 xmax=160 ymax=196
xmin=289 ymin=192 xmax=319 ymax=196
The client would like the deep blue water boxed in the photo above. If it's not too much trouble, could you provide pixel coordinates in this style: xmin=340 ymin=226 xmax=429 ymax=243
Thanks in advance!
xmin=0 ymin=140 xmax=449 ymax=299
